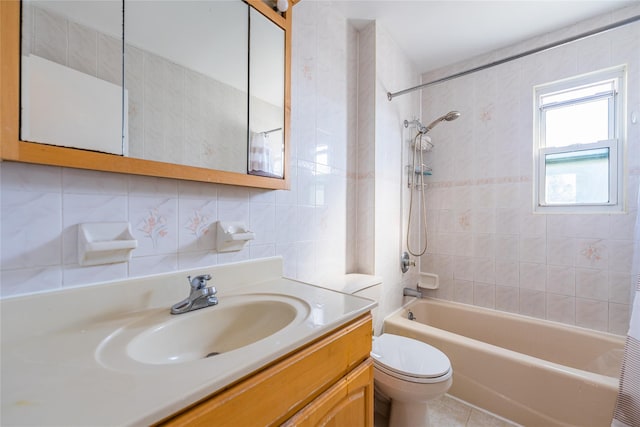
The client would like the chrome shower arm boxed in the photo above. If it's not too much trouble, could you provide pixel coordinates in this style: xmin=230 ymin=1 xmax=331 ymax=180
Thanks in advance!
xmin=404 ymin=119 xmax=427 ymax=134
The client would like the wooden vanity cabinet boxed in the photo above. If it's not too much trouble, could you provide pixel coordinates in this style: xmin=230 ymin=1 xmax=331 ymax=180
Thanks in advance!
xmin=158 ymin=313 xmax=374 ymax=427
xmin=281 ymin=359 xmax=373 ymax=427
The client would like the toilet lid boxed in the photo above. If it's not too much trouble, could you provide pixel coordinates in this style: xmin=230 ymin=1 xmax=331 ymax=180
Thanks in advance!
xmin=371 ymin=333 xmax=451 ymax=380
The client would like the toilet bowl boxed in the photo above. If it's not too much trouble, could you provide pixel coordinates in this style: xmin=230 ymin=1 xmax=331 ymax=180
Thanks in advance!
xmin=372 ymin=333 xmax=452 ymax=427
xmin=316 ymin=274 xmax=452 ymax=427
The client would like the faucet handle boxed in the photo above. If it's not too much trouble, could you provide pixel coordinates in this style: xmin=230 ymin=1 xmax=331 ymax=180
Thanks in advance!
xmin=188 ymin=274 xmax=212 ymax=290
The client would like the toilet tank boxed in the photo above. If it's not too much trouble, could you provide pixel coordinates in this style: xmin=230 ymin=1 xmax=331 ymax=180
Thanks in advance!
xmin=317 ymin=274 xmax=382 ymax=334
xmin=318 ymin=274 xmax=382 ymax=300
xmin=345 ymin=274 xmax=383 ymax=301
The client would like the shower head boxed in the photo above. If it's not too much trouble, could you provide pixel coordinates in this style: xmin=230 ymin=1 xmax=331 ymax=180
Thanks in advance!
xmin=424 ymin=110 xmax=461 ymax=132
xmin=444 ymin=111 xmax=461 ymax=121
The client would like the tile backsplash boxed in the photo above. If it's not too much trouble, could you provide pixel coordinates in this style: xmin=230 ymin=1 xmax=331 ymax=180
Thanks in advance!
xmin=0 ymin=159 xmax=348 ymax=296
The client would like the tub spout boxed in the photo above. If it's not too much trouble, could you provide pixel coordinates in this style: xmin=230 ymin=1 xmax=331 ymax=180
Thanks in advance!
xmin=403 ymin=287 xmax=422 ymax=298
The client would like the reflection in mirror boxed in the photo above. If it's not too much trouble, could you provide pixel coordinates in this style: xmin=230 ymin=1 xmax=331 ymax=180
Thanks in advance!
xmin=20 ymin=0 xmax=125 ymax=155
xmin=124 ymin=1 xmax=249 ymax=173
xmin=248 ymin=7 xmax=285 ymax=178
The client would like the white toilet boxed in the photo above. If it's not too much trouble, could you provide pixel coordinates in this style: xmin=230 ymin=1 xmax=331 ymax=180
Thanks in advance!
xmin=319 ymin=274 xmax=453 ymax=427
xmin=372 ymin=333 xmax=452 ymax=427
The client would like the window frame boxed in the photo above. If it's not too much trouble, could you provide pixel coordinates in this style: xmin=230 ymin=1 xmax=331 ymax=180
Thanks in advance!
xmin=533 ymin=66 xmax=626 ymax=214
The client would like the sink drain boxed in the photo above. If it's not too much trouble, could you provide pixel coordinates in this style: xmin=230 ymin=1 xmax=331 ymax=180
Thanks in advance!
xmin=204 ymin=352 xmax=220 ymax=358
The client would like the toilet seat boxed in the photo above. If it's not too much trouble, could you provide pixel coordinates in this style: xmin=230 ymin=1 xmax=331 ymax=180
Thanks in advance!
xmin=371 ymin=333 xmax=452 ymax=384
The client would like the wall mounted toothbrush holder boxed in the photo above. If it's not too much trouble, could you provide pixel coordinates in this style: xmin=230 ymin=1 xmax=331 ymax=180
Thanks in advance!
xmin=78 ymin=222 xmax=137 ymax=266
xmin=216 ymin=221 xmax=256 ymax=253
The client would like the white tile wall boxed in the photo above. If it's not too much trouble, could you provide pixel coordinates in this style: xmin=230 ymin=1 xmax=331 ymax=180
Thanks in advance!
xmin=0 ymin=1 xmax=355 ymax=299
xmin=420 ymin=3 xmax=640 ymax=334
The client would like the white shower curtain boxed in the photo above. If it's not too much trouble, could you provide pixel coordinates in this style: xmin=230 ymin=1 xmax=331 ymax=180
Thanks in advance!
xmin=249 ymin=131 xmax=274 ymax=176
xmin=612 ymin=187 xmax=640 ymax=427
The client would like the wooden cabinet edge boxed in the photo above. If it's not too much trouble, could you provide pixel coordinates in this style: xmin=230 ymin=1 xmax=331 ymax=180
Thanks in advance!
xmin=10 ymin=141 xmax=291 ymax=190
xmin=0 ymin=1 xmax=21 ymax=160
xmin=157 ymin=313 xmax=373 ymax=427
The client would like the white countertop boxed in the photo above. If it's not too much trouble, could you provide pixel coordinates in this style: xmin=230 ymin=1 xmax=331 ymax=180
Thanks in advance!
xmin=1 ymin=257 xmax=375 ymax=426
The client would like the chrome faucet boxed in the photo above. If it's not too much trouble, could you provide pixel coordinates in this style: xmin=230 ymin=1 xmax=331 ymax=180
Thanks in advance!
xmin=403 ymin=287 xmax=422 ymax=298
xmin=171 ymin=274 xmax=218 ymax=315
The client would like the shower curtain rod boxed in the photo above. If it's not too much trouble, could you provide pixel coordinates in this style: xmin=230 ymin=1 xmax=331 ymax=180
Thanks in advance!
xmin=261 ymin=127 xmax=282 ymax=135
xmin=387 ymin=14 xmax=640 ymax=101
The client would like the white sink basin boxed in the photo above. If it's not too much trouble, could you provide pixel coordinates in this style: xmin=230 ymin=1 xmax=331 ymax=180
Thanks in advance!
xmin=97 ymin=293 xmax=310 ymax=370
xmin=129 ymin=298 xmax=299 ymax=364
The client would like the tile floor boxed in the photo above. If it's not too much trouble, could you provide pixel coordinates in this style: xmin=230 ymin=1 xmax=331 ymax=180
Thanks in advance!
xmin=375 ymin=394 xmax=520 ymax=427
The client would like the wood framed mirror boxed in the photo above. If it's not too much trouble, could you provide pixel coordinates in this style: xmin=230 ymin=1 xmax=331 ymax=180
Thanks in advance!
xmin=0 ymin=0 xmax=291 ymax=190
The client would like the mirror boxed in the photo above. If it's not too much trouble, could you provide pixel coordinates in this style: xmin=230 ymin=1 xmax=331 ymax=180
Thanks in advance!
xmin=249 ymin=7 xmax=285 ymax=178
xmin=124 ymin=1 xmax=249 ymax=174
xmin=20 ymin=0 xmax=125 ymax=155
xmin=7 ymin=0 xmax=290 ymax=190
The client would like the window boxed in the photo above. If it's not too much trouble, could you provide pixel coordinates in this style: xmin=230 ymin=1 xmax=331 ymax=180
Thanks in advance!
xmin=534 ymin=66 xmax=625 ymax=213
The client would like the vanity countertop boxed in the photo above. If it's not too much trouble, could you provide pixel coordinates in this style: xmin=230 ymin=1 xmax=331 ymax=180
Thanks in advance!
xmin=0 ymin=257 xmax=375 ymax=426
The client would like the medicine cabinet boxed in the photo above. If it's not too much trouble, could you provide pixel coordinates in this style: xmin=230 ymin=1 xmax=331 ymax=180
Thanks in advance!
xmin=0 ymin=0 xmax=292 ymax=190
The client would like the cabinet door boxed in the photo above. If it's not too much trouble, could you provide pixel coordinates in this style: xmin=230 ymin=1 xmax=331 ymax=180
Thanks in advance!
xmin=157 ymin=314 xmax=372 ymax=427
xmin=283 ymin=359 xmax=374 ymax=427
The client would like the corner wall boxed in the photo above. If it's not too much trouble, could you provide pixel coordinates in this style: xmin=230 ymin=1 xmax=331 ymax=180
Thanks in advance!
xmin=353 ymin=21 xmax=422 ymax=332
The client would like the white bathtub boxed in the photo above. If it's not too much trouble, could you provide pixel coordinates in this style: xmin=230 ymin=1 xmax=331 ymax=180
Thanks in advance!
xmin=383 ymin=298 xmax=625 ymax=427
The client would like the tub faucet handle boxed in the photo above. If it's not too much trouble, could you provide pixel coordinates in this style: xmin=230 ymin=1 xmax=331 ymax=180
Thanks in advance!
xmin=401 ymin=252 xmax=416 ymax=273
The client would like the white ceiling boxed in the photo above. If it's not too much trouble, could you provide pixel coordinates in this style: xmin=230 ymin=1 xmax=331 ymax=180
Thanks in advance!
xmin=331 ymin=0 xmax=637 ymax=74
